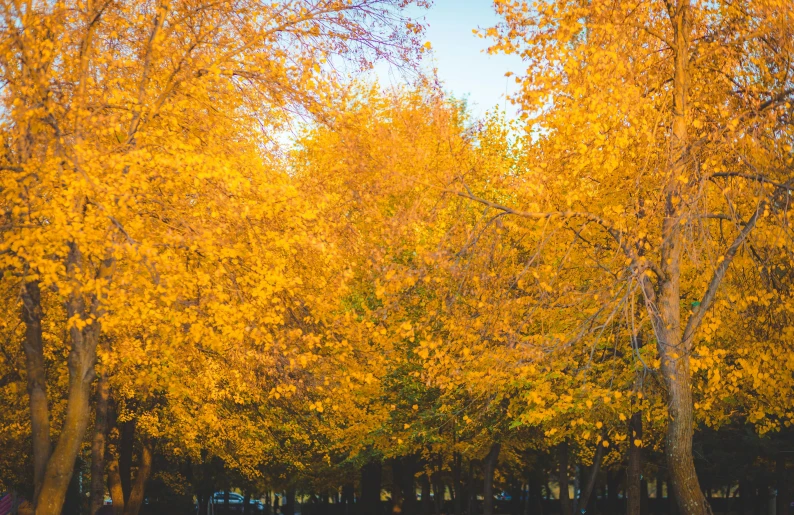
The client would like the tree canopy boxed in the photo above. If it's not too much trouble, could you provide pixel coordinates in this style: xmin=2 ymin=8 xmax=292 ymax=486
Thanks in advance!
xmin=1 ymin=1 xmax=793 ymax=515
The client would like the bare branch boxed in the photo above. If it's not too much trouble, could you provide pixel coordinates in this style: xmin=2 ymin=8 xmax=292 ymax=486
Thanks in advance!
xmin=450 ymin=188 xmax=667 ymax=281
xmin=708 ymin=172 xmax=792 ymax=192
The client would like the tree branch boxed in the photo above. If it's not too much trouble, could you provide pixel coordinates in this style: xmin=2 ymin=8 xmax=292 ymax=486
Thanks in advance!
xmin=682 ymin=201 xmax=765 ymax=345
xmin=450 ymin=188 xmax=667 ymax=281
xmin=708 ymin=171 xmax=792 ymax=191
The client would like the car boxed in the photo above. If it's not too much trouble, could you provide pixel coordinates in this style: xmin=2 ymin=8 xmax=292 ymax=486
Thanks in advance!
xmin=211 ymin=492 xmax=265 ymax=512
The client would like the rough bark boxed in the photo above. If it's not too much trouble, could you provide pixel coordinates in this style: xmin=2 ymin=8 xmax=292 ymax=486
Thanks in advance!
xmin=20 ymin=280 xmax=51 ymax=506
xmin=124 ymin=443 xmax=153 ymax=515
xmin=558 ymin=441 xmax=572 ymax=515
xmin=90 ymin=373 xmax=110 ymax=515
xmin=34 ymin=337 xmax=97 ymax=514
xmin=649 ymin=4 xmax=712 ymax=514
xmin=483 ymin=443 xmax=501 ymax=515
xmin=627 ymin=412 xmax=642 ymax=515
xmin=33 ymin=249 xmax=114 ymax=515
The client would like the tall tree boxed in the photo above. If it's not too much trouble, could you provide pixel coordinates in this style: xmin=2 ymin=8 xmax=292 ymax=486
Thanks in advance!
xmin=0 ymin=1 xmax=426 ymax=512
xmin=483 ymin=1 xmax=794 ymax=513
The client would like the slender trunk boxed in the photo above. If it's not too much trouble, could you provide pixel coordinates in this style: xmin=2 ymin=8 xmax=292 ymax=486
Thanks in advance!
xmin=453 ymin=453 xmax=462 ymax=515
xmin=244 ymin=492 xmax=252 ymax=515
xmin=627 ymin=412 xmax=642 ymax=515
xmin=778 ymin=454 xmax=790 ymax=515
xmin=641 ymin=478 xmax=649 ymax=514
xmin=400 ymin=455 xmax=418 ymax=515
xmin=529 ymin=476 xmax=543 ymax=515
xmin=342 ymin=483 xmax=354 ymax=515
xmin=34 ymin=341 xmax=96 ymax=515
xmin=669 ymin=472 xmax=679 ymax=515
xmin=433 ymin=466 xmax=444 ymax=515
xmin=90 ymin=373 xmax=110 ymax=515
xmin=108 ymin=452 xmax=125 ymax=515
xmin=572 ymin=465 xmax=580 ymax=513
xmin=607 ymin=470 xmax=618 ymax=515
xmin=108 ymin=404 xmax=125 ymax=515
xmin=21 ymin=280 xmax=51 ymax=506
xmin=558 ymin=442 xmax=572 ymax=515
xmin=467 ymin=460 xmax=475 ymax=515
xmin=653 ymin=4 xmax=711 ymax=515
xmin=483 ymin=443 xmax=501 ymax=515
xmin=124 ymin=443 xmax=153 ymax=515
xmin=34 ymin=249 xmax=113 ymax=515
xmin=391 ymin=458 xmax=404 ymax=513
xmin=509 ymin=483 xmax=522 ymax=515
xmin=421 ymin=475 xmax=431 ymax=515
xmin=361 ymin=461 xmax=382 ymax=515
xmin=284 ymin=488 xmax=295 ymax=515
xmin=739 ymin=479 xmax=751 ymax=515
xmin=119 ymin=419 xmax=136 ymax=503
xmin=577 ymin=435 xmax=606 ymax=512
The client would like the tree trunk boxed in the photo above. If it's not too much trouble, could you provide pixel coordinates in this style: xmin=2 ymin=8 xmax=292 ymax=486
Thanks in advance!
xmin=528 ymin=476 xmax=543 ymax=515
xmin=433 ymin=466 xmax=445 ymax=515
xmin=33 ymin=249 xmax=113 ymax=515
xmin=739 ymin=479 xmax=754 ymax=515
xmin=119 ymin=419 xmax=136 ymax=504
xmin=468 ymin=460 xmax=476 ymax=515
xmin=342 ymin=483 xmax=355 ymax=515
xmin=21 ymin=280 xmax=51 ymax=506
xmin=108 ymin=452 xmax=125 ymax=515
xmin=34 ymin=346 xmax=96 ymax=515
xmin=420 ymin=475 xmax=431 ymax=515
xmin=91 ymin=373 xmax=110 ymax=515
xmin=778 ymin=454 xmax=790 ymax=515
xmin=391 ymin=458 xmax=404 ymax=513
xmin=483 ymin=443 xmax=501 ymax=515
xmin=558 ymin=442 xmax=572 ymax=515
xmin=651 ymin=4 xmax=712 ymax=515
xmin=453 ymin=453 xmax=462 ymax=515
xmin=361 ymin=461 xmax=382 ymax=515
xmin=124 ymin=442 xmax=153 ymax=515
xmin=509 ymin=483 xmax=522 ymax=515
xmin=627 ymin=412 xmax=642 ymax=515
xmin=399 ymin=455 xmax=418 ymax=515
xmin=577 ymin=435 xmax=606 ymax=513
xmin=284 ymin=489 xmax=296 ymax=515
xmin=607 ymin=470 xmax=618 ymax=515
xmin=661 ymin=348 xmax=711 ymax=515
xmin=244 ymin=492 xmax=252 ymax=515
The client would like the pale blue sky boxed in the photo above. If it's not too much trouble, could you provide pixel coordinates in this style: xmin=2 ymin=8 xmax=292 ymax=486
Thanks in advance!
xmin=377 ymin=0 xmax=524 ymax=119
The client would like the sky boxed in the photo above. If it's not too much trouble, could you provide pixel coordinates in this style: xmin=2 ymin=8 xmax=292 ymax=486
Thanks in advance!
xmin=376 ymin=0 xmax=525 ymax=120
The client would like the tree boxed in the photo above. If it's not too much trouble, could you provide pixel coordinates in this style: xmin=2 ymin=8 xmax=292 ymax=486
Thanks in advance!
xmin=0 ymin=1 xmax=427 ymax=512
xmin=480 ymin=1 xmax=794 ymax=513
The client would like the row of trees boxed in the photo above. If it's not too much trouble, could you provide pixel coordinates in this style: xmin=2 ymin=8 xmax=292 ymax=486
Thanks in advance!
xmin=1 ymin=1 xmax=793 ymax=515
